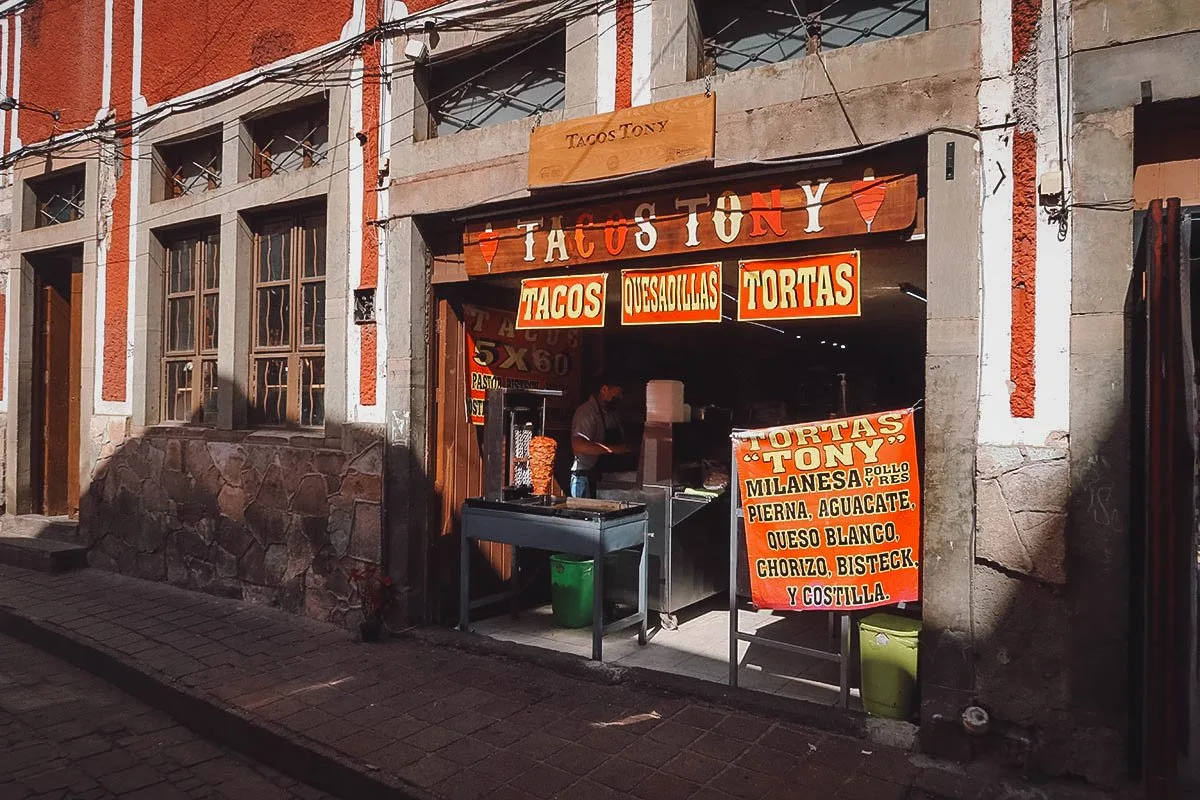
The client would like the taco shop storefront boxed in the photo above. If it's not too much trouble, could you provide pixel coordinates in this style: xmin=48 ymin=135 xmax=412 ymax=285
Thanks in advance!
xmin=421 ymin=95 xmax=946 ymax=716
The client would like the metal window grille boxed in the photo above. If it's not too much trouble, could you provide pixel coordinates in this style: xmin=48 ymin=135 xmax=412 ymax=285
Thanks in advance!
xmin=699 ymin=0 xmax=928 ymax=74
xmin=34 ymin=170 xmax=85 ymax=227
xmin=252 ymin=104 xmax=329 ymax=178
xmin=250 ymin=211 xmax=326 ymax=428
xmin=430 ymin=31 xmax=566 ymax=136
xmin=164 ymin=136 xmax=222 ymax=198
xmin=162 ymin=231 xmax=220 ymax=424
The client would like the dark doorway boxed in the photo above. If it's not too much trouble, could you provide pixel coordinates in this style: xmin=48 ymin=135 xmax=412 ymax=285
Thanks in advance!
xmin=1133 ymin=200 xmax=1199 ymax=799
xmin=30 ymin=248 xmax=83 ymax=518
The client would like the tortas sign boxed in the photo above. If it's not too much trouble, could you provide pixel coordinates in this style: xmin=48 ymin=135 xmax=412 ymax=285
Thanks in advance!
xmin=463 ymin=172 xmax=917 ymax=277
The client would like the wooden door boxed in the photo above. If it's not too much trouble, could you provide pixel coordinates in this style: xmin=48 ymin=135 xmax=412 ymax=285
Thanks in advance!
xmin=432 ymin=297 xmax=513 ymax=622
xmin=67 ymin=272 xmax=83 ymax=518
xmin=40 ymin=283 xmax=71 ymax=516
xmin=1139 ymin=198 xmax=1198 ymax=799
xmin=36 ymin=268 xmax=82 ymax=519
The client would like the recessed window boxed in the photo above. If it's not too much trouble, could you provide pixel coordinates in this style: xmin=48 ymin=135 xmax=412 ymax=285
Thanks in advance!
xmin=159 ymin=133 xmax=222 ymax=199
xmin=162 ymin=230 xmax=221 ymax=424
xmin=250 ymin=210 xmax=326 ymax=427
xmin=698 ymin=0 xmax=928 ymax=74
xmin=428 ymin=30 xmax=565 ymax=137
xmin=251 ymin=100 xmax=329 ymax=178
xmin=28 ymin=166 xmax=85 ymax=228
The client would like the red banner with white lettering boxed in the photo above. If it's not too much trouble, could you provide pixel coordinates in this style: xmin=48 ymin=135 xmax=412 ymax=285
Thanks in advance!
xmin=738 ymin=252 xmax=861 ymax=322
xmin=734 ymin=409 xmax=921 ymax=611
xmin=463 ymin=304 xmax=581 ymax=427
xmin=516 ymin=274 xmax=607 ymax=330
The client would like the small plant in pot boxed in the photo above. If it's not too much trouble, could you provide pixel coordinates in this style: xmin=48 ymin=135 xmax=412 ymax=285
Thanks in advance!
xmin=349 ymin=564 xmax=393 ymax=642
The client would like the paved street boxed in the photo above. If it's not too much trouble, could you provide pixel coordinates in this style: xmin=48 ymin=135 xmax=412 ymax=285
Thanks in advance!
xmin=0 ymin=634 xmax=330 ymax=800
xmin=0 ymin=565 xmax=1125 ymax=800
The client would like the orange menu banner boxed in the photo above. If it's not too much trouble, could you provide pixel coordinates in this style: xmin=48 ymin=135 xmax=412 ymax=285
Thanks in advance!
xmin=463 ymin=305 xmax=581 ymax=427
xmin=516 ymin=273 xmax=607 ymax=330
xmin=738 ymin=252 xmax=861 ymax=322
xmin=620 ymin=264 xmax=722 ymax=325
xmin=734 ymin=409 xmax=921 ymax=611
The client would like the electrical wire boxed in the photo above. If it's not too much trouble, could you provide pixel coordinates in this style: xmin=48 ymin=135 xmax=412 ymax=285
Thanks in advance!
xmin=0 ymin=0 xmax=613 ymax=169
xmin=70 ymin=5 xmax=607 ymax=236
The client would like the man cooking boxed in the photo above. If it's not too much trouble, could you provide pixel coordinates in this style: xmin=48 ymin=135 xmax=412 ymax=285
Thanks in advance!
xmin=569 ymin=374 xmax=630 ymax=498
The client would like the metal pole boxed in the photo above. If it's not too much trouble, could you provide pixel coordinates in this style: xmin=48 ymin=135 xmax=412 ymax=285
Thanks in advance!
xmin=459 ymin=518 xmax=471 ymax=632
xmin=592 ymin=533 xmax=605 ymax=661
xmin=729 ymin=439 xmax=740 ymax=688
xmin=638 ymin=523 xmax=648 ymax=646
xmin=840 ymin=613 xmax=851 ymax=708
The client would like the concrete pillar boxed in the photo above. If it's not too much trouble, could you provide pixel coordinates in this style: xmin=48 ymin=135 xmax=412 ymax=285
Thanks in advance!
xmin=6 ymin=254 xmax=34 ymax=515
xmin=383 ymin=215 xmax=431 ymax=622
xmin=565 ymin=11 xmax=599 ymax=118
xmin=651 ymin=0 xmax=701 ymax=100
xmin=1061 ymin=107 xmax=1135 ymax=779
xmin=131 ymin=154 xmax=159 ymax=427
xmin=220 ymin=211 xmax=252 ymax=430
xmin=920 ymin=131 xmax=982 ymax=757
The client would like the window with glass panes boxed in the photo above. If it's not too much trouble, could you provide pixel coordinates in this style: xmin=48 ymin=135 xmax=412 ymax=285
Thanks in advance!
xmin=163 ymin=231 xmax=220 ymax=423
xmin=250 ymin=212 xmax=326 ymax=427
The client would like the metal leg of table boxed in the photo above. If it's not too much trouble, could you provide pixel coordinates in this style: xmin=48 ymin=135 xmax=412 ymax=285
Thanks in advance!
xmin=592 ymin=543 xmax=605 ymax=661
xmin=637 ymin=538 xmax=648 ymax=646
xmin=458 ymin=525 xmax=470 ymax=632
xmin=839 ymin=613 xmax=851 ymax=708
xmin=509 ymin=545 xmax=520 ymax=618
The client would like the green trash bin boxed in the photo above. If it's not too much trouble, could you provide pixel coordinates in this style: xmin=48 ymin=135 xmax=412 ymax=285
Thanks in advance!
xmin=550 ymin=554 xmax=594 ymax=628
xmin=859 ymin=613 xmax=922 ymax=719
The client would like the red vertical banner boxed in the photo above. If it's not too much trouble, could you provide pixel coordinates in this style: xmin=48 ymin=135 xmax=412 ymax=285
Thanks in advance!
xmin=463 ymin=304 xmax=581 ymax=428
xmin=734 ymin=409 xmax=921 ymax=611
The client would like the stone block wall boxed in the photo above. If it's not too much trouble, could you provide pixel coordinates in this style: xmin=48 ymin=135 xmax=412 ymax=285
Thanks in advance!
xmin=79 ymin=422 xmax=384 ymax=626
xmin=975 ymin=444 xmax=1069 ymax=585
xmin=971 ymin=442 xmax=1126 ymax=785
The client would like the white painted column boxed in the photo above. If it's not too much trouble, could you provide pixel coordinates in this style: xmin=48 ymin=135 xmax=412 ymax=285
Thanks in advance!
xmin=596 ymin=1 xmax=616 ymax=114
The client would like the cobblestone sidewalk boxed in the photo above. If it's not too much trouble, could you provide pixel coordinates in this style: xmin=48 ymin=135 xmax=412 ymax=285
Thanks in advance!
xmin=0 ymin=565 xmax=1119 ymax=800
xmin=0 ymin=634 xmax=330 ymax=800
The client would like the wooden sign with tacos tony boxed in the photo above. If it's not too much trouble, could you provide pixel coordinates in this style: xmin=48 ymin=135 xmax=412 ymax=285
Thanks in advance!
xmin=733 ymin=409 xmax=921 ymax=611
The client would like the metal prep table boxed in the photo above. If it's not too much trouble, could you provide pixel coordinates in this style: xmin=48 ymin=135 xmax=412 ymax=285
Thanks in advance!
xmin=597 ymin=485 xmax=728 ymax=629
xmin=458 ymin=495 xmax=649 ymax=661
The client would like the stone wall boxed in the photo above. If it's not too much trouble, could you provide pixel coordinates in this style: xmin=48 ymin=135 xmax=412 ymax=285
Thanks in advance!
xmin=971 ymin=442 xmax=1126 ymax=785
xmin=80 ymin=423 xmax=384 ymax=625
xmin=975 ymin=444 xmax=1069 ymax=585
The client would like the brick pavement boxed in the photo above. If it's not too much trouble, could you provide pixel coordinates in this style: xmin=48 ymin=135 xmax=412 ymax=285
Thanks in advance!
xmin=0 ymin=565 xmax=1125 ymax=800
xmin=0 ymin=634 xmax=330 ymax=800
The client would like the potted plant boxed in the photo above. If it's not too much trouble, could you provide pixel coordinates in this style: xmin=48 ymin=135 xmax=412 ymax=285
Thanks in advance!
xmin=349 ymin=564 xmax=393 ymax=642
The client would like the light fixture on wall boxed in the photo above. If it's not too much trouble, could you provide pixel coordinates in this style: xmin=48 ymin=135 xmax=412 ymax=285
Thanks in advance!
xmin=404 ymin=39 xmax=429 ymax=64
xmin=0 ymin=95 xmax=60 ymax=121
xmin=898 ymin=282 xmax=927 ymax=303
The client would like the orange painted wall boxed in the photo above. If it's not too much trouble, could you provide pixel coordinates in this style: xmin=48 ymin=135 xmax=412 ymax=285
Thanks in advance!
xmin=405 ymin=0 xmax=457 ymax=12
xmin=17 ymin=0 xmax=105 ymax=145
xmin=358 ymin=1 xmax=382 ymax=406
xmin=102 ymin=0 xmax=135 ymax=403
xmin=1008 ymin=0 xmax=1040 ymax=419
xmin=139 ymin=0 xmax=351 ymax=106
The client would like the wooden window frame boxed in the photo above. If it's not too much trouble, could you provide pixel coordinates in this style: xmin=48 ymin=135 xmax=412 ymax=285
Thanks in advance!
xmin=249 ymin=211 xmax=326 ymax=428
xmin=162 ymin=230 xmax=220 ymax=424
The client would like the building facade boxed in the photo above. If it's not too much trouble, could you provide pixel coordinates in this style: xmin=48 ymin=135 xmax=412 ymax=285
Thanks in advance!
xmin=0 ymin=0 xmax=1195 ymax=793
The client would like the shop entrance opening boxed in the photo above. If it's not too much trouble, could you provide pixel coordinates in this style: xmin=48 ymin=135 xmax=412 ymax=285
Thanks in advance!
xmin=436 ymin=234 xmax=926 ymax=709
